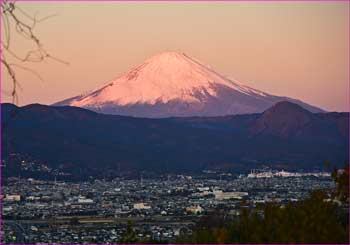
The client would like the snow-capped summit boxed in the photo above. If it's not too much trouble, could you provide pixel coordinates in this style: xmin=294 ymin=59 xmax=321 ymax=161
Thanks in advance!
xmin=54 ymin=51 xmax=323 ymax=117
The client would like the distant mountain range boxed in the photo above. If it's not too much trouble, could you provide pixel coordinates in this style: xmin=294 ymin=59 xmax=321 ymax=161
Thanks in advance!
xmin=2 ymin=101 xmax=348 ymax=178
xmin=54 ymin=52 xmax=323 ymax=118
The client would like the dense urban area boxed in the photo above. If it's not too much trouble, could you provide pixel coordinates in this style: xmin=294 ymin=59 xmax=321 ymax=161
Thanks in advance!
xmin=1 ymin=169 xmax=337 ymax=244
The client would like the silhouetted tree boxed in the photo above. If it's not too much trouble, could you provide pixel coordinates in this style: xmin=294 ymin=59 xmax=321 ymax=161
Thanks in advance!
xmin=119 ymin=221 xmax=138 ymax=244
xmin=332 ymin=164 xmax=349 ymax=204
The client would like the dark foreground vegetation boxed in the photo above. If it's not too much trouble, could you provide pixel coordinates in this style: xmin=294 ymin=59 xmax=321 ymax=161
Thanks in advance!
xmin=121 ymin=166 xmax=349 ymax=244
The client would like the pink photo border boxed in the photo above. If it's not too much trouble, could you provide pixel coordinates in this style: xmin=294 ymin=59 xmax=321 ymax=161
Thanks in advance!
xmin=0 ymin=0 xmax=349 ymax=244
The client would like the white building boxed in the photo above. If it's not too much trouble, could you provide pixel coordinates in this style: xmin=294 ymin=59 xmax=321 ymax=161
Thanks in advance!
xmin=4 ymin=194 xmax=21 ymax=202
xmin=77 ymin=198 xmax=94 ymax=204
xmin=198 ymin=187 xmax=210 ymax=192
xmin=214 ymin=190 xmax=248 ymax=200
xmin=186 ymin=205 xmax=203 ymax=214
xmin=133 ymin=202 xmax=151 ymax=210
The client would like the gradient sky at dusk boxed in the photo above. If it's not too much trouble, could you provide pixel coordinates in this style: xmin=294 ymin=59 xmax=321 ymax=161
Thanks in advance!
xmin=1 ymin=2 xmax=349 ymax=112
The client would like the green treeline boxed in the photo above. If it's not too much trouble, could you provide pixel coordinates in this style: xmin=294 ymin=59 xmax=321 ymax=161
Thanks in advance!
xmin=177 ymin=190 xmax=348 ymax=244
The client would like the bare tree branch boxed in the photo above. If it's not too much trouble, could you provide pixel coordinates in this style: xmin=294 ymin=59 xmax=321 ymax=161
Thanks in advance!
xmin=1 ymin=0 xmax=68 ymax=103
xmin=1 ymin=58 xmax=18 ymax=104
xmin=9 ymin=63 xmax=44 ymax=82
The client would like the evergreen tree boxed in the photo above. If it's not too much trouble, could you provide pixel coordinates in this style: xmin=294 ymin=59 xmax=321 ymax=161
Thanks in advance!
xmin=119 ymin=221 xmax=138 ymax=244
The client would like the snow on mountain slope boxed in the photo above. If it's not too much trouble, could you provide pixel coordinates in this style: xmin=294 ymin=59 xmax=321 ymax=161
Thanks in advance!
xmin=54 ymin=51 xmax=323 ymax=117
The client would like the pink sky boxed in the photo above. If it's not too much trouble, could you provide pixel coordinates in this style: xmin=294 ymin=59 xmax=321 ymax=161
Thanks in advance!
xmin=1 ymin=1 xmax=349 ymax=112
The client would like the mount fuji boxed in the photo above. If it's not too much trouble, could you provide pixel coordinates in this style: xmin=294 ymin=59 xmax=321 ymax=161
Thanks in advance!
xmin=54 ymin=51 xmax=323 ymax=117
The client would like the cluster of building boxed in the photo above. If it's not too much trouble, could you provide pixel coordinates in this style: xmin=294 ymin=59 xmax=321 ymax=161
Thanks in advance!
xmin=247 ymin=169 xmax=331 ymax=178
xmin=1 ymin=171 xmax=334 ymax=244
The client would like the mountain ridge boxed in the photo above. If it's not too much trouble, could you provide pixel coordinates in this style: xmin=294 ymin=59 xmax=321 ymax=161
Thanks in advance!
xmin=54 ymin=51 xmax=324 ymax=117
xmin=2 ymin=101 xmax=347 ymax=178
